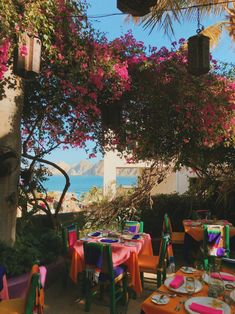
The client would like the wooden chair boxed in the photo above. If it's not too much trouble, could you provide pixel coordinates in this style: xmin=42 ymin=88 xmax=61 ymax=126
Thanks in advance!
xmin=83 ymin=242 xmax=128 ymax=314
xmin=221 ymin=257 xmax=235 ymax=273
xmin=61 ymin=222 xmax=79 ymax=257
xmin=138 ymin=233 xmax=171 ymax=288
xmin=61 ymin=222 xmax=79 ymax=283
xmin=163 ymin=213 xmax=184 ymax=245
xmin=203 ymin=224 xmax=230 ymax=270
xmin=0 ymin=265 xmax=9 ymax=300
xmin=0 ymin=264 xmax=44 ymax=314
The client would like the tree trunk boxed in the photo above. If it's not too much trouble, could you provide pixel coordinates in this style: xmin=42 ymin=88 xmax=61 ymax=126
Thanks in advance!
xmin=0 ymin=71 xmax=23 ymax=245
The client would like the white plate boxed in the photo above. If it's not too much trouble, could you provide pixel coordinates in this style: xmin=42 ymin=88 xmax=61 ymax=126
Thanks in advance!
xmin=164 ymin=276 xmax=202 ymax=294
xmin=230 ymin=289 xmax=235 ymax=301
xmin=87 ymin=231 xmax=102 ymax=237
xmin=185 ymin=296 xmax=231 ymax=314
xmin=98 ymin=237 xmax=120 ymax=243
xmin=151 ymin=294 xmax=170 ymax=305
xmin=181 ymin=267 xmax=196 ymax=274
xmin=204 ymin=272 xmax=235 ymax=287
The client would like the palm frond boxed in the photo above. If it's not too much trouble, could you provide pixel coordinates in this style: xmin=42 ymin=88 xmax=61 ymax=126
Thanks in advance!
xmin=201 ymin=22 xmax=226 ymax=48
xmin=142 ymin=0 xmax=187 ymax=34
xmin=225 ymin=4 xmax=235 ymax=41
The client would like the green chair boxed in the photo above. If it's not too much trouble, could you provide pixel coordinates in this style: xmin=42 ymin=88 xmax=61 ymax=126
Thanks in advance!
xmin=162 ymin=213 xmax=172 ymax=235
xmin=123 ymin=221 xmax=144 ymax=233
xmin=138 ymin=233 xmax=171 ymax=288
xmin=203 ymin=224 xmax=230 ymax=270
xmin=61 ymin=222 xmax=79 ymax=285
xmin=0 ymin=267 xmax=44 ymax=314
xmin=83 ymin=242 xmax=128 ymax=314
xmin=221 ymin=257 xmax=235 ymax=273
xmin=61 ymin=222 xmax=79 ymax=256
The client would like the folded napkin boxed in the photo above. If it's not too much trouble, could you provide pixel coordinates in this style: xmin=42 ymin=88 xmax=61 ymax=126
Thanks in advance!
xmin=91 ymin=231 xmax=101 ymax=237
xmin=189 ymin=302 xmax=223 ymax=314
xmin=211 ymin=272 xmax=235 ymax=282
xmin=169 ymin=275 xmax=184 ymax=289
xmin=132 ymin=234 xmax=140 ymax=240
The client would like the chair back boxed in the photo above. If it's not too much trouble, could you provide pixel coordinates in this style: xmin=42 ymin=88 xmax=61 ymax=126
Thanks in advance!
xmin=124 ymin=221 xmax=143 ymax=233
xmin=83 ymin=242 xmax=114 ymax=283
xmin=157 ymin=233 xmax=172 ymax=287
xmin=221 ymin=257 xmax=235 ymax=273
xmin=61 ymin=222 xmax=79 ymax=255
xmin=162 ymin=213 xmax=172 ymax=236
xmin=25 ymin=272 xmax=44 ymax=314
xmin=203 ymin=224 xmax=230 ymax=269
xmin=0 ymin=265 xmax=9 ymax=300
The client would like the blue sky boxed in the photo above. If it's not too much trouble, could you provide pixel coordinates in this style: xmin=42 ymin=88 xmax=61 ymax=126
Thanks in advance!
xmin=47 ymin=0 xmax=234 ymax=165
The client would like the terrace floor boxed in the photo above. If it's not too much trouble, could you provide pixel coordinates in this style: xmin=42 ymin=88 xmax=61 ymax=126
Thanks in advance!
xmin=44 ymin=246 xmax=185 ymax=314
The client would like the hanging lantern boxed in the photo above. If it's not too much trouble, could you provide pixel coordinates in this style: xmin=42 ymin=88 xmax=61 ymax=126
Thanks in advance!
xmin=117 ymin=0 xmax=157 ymax=16
xmin=100 ymin=102 xmax=122 ymax=130
xmin=188 ymin=8 xmax=210 ymax=76
xmin=188 ymin=34 xmax=210 ymax=76
xmin=14 ymin=33 xmax=41 ymax=79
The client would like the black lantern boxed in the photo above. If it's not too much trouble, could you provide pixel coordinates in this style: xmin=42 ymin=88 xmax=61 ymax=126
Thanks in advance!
xmin=188 ymin=8 xmax=210 ymax=76
xmin=188 ymin=34 xmax=210 ymax=76
xmin=117 ymin=0 xmax=157 ymax=16
xmin=100 ymin=102 xmax=122 ymax=130
xmin=14 ymin=33 xmax=41 ymax=79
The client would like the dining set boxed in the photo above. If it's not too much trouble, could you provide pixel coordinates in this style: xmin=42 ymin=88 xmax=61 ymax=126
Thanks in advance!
xmin=65 ymin=216 xmax=235 ymax=314
xmin=141 ymin=217 xmax=235 ymax=314
xmin=69 ymin=225 xmax=153 ymax=295
xmin=141 ymin=264 xmax=235 ymax=314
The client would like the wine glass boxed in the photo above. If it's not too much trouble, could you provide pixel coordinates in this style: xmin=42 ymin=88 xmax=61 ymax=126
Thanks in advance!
xmin=185 ymin=277 xmax=195 ymax=295
xmin=194 ymin=261 xmax=205 ymax=282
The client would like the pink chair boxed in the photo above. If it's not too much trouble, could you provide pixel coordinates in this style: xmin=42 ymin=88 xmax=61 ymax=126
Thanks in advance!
xmin=39 ymin=266 xmax=47 ymax=289
xmin=0 ymin=265 xmax=9 ymax=300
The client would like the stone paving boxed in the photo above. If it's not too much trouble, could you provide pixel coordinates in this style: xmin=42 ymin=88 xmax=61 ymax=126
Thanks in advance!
xmin=44 ymin=275 xmax=155 ymax=314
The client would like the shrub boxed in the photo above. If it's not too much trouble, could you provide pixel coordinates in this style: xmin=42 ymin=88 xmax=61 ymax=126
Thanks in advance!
xmin=141 ymin=193 xmax=215 ymax=238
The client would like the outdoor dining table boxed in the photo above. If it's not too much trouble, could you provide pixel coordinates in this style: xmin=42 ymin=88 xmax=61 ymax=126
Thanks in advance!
xmin=141 ymin=268 xmax=235 ymax=314
xmin=69 ymin=232 xmax=153 ymax=294
xmin=183 ymin=219 xmax=235 ymax=242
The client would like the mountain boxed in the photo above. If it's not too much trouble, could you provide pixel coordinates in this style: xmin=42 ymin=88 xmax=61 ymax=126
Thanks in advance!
xmin=68 ymin=160 xmax=92 ymax=175
xmin=49 ymin=159 xmax=138 ymax=176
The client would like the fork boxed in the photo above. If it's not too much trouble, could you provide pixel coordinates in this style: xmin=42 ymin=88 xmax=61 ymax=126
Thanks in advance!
xmin=174 ymin=299 xmax=186 ymax=312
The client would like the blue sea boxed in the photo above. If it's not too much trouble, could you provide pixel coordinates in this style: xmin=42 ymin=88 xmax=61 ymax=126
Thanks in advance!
xmin=43 ymin=175 xmax=137 ymax=198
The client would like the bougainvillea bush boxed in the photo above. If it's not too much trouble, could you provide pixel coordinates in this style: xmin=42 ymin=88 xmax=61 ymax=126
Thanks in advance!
xmin=0 ymin=1 xmax=235 ymax=240
xmin=94 ymin=33 xmax=235 ymax=173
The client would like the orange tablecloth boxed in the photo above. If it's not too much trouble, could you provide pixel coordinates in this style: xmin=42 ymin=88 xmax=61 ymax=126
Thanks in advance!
xmin=70 ymin=233 xmax=153 ymax=294
xmin=183 ymin=220 xmax=235 ymax=242
xmin=141 ymin=269 xmax=235 ymax=314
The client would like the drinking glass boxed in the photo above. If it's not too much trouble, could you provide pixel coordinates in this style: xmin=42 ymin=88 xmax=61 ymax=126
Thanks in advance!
xmin=194 ymin=261 xmax=205 ymax=282
xmin=185 ymin=277 xmax=195 ymax=295
xmin=207 ymin=266 xmax=225 ymax=298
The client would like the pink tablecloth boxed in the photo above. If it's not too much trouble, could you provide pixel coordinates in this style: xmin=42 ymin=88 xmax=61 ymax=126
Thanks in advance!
xmin=70 ymin=233 xmax=153 ymax=294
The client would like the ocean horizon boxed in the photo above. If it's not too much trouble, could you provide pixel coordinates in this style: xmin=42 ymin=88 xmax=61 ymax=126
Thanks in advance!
xmin=43 ymin=175 xmax=137 ymax=198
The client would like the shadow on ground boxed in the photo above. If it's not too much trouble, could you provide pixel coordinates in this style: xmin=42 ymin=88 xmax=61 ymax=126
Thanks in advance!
xmin=44 ymin=246 xmax=185 ymax=314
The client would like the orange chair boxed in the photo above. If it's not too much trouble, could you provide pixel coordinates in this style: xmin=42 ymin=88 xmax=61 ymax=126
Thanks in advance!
xmin=0 ymin=264 xmax=45 ymax=314
xmin=138 ymin=233 xmax=171 ymax=288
